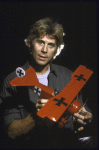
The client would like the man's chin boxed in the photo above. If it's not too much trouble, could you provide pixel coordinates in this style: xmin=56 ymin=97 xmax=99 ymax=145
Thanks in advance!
xmin=29 ymin=58 xmax=50 ymax=68
xmin=37 ymin=62 xmax=49 ymax=67
xmin=37 ymin=60 xmax=49 ymax=66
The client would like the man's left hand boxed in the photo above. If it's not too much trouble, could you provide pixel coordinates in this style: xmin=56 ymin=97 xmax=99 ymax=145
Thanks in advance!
xmin=73 ymin=107 xmax=93 ymax=131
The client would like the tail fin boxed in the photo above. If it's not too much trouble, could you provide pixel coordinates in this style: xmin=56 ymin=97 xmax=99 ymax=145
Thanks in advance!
xmin=10 ymin=68 xmax=39 ymax=86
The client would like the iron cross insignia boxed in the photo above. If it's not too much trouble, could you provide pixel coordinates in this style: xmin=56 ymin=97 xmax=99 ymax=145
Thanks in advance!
xmin=74 ymin=74 xmax=86 ymax=81
xmin=16 ymin=67 xmax=25 ymax=77
xmin=53 ymin=97 xmax=68 ymax=107
xmin=34 ymin=86 xmax=41 ymax=96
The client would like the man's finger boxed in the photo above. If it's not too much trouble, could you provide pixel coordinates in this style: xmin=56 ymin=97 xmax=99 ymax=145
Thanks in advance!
xmin=37 ymin=99 xmax=48 ymax=104
xmin=36 ymin=99 xmax=42 ymax=104
xmin=36 ymin=103 xmax=45 ymax=108
xmin=41 ymin=99 xmax=49 ymax=103
xmin=78 ymin=127 xmax=84 ymax=131
xmin=74 ymin=113 xmax=85 ymax=120
xmin=77 ymin=118 xmax=87 ymax=125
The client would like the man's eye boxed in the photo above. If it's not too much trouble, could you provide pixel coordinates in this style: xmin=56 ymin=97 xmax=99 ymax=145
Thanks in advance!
xmin=38 ymin=41 xmax=43 ymax=45
xmin=39 ymin=42 xmax=43 ymax=45
xmin=49 ymin=44 xmax=54 ymax=47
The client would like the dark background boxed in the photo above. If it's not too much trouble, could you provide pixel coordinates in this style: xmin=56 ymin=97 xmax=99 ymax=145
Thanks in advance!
xmin=0 ymin=1 xmax=97 ymax=144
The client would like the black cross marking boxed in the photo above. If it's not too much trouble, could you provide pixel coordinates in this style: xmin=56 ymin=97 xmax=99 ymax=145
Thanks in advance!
xmin=17 ymin=69 xmax=24 ymax=77
xmin=34 ymin=86 xmax=41 ymax=96
xmin=34 ymin=87 xmax=41 ymax=94
xmin=74 ymin=74 xmax=86 ymax=81
xmin=53 ymin=97 xmax=68 ymax=107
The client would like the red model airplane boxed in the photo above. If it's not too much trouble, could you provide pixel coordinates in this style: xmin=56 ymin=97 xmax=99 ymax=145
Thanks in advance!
xmin=10 ymin=65 xmax=93 ymax=128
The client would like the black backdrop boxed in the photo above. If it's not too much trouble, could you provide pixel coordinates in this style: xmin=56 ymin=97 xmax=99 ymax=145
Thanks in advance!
xmin=0 ymin=1 xmax=97 ymax=140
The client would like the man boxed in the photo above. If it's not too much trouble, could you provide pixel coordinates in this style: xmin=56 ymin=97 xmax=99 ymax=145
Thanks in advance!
xmin=0 ymin=17 xmax=93 ymax=148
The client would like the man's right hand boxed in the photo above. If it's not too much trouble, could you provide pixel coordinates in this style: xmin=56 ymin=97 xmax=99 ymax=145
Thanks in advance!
xmin=36 ymin=99 xmax=49 ymax=112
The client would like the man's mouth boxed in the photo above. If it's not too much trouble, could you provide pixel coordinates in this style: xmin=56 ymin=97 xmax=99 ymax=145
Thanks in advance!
xmin=39 ymin=55 xmax=48 ymax=60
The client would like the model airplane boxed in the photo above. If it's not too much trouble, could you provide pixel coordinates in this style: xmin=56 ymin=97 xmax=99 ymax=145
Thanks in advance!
xmin=10 ymin=65 xmax=93 ymax=128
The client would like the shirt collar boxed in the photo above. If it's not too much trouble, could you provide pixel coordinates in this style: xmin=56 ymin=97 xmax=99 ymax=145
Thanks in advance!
xmin=23 ymin=61 xmax=57 ymax=77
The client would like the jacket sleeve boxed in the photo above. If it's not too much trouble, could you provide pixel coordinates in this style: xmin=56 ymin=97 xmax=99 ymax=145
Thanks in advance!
xmin=0 ymin=77 xmax=22 ymax=128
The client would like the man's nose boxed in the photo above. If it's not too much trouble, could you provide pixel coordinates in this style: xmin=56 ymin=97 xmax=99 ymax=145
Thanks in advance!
xmin=41 ymin=45 xmax=48 ymax=53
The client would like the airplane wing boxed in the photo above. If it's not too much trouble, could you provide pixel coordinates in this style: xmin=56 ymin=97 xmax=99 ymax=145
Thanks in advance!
xmin=37 ymin=65 xmax=93 ymax=123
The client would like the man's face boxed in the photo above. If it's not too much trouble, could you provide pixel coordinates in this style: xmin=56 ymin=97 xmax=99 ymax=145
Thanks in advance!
xmin=31 ymin=35 xmax=57 ymax=66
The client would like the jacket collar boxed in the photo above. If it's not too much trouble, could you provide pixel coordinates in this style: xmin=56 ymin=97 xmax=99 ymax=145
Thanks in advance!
xmin=49 ymin=62 xmax=57 ymax=77
xmin=23 ymin=61 xmax=57 ymax=77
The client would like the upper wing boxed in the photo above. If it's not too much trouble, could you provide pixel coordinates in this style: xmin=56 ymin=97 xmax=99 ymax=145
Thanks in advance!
xmin=37 ymin=65 xmax=93 ymax=122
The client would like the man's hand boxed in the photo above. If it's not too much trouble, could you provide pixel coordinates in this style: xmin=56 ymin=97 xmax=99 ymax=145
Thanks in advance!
xmin=73 ymin=107 xmax=93 ymax=131
xmin=36 ymin=99 xmax=49 ymax=112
